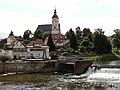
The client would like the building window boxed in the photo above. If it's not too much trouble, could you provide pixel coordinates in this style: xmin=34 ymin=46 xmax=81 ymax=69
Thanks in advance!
xmin=34 ymin=43 xmax=41 ymax=47
xmin=20 ymin=49 xmax=22 ymax=52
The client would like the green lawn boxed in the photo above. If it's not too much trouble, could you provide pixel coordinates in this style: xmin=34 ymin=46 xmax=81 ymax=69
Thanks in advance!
xmin=83 ymin=52 xmax=120 ymax=61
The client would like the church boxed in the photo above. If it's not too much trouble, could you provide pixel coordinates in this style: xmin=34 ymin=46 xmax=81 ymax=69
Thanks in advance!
xmin=36 ymin=9 xmax=69 ymax=47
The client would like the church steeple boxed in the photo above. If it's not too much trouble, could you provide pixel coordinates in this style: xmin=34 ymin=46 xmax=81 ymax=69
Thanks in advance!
xmin=54 ymin=9 xmax=56 ymax=14
xmin=51 ymin=8 xmax=60 ymax=34
xmin=52 ymin=9 xmax=59 ymax=19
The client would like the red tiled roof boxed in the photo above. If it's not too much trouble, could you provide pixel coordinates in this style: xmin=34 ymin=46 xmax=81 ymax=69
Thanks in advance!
xmin=51 ymin=34 xmax=68 ymax=40
xmin=27 ymin=39 xmax=46 ymax=48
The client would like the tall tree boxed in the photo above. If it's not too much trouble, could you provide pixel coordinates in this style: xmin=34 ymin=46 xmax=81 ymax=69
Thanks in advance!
xmin=83 ymin=28 xmax=92 ymax=42
xmin=69 ymin=28 xmax=77 ymax=49
xmin=23 ymin=30 xmax=33 ymax=40
xmin=43 ymin=32 xmax=50 ymax=41
xmin=112 ymin=29 xmax=120 ymax=53
xmin=93 ymin=28 xmax=111 ymax=54
xmin=34 ymin=29 xmax=43 ymax=39
xmin=65 ymin=31 xmax=70 ymax=39
xmin=75 ymin=26 xmax=82 ymax=40
xmin=80 ymin=37 xmax=93 ymax=53
xmin=47 ymin=33 xmax=56 ymax=52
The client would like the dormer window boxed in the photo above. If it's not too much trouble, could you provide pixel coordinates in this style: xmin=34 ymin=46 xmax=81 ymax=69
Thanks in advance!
xmin=34 ymin=43 xmax=41 ymax=47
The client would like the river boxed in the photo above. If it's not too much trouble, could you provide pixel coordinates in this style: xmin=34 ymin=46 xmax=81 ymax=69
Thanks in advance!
xmin=0 ymin=71 xmax=119 ymax=90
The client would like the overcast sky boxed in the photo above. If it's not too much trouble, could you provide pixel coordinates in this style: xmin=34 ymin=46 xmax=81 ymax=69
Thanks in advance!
xmin=0 ymin=0 xmax=120 ymax=38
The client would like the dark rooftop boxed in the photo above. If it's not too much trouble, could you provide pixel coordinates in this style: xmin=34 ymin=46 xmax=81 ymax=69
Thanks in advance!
xmin=36 ymin=24 xmax=52 ymax=32
xmin=36 ymin=24 xmax=60 ymax=32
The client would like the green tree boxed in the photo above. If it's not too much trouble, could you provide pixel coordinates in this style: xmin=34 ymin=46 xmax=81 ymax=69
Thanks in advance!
xmin=47 ymin=33 xmax=56 ymax=52
xmin=83 ymin=28 xmax=92 ymax=42
xmin=0 ymin=53 xmax=10 ymax=73
xmin=23 ymin=30 xmax=33 ymax=40
xmin=0 ymin=54 xmax=10 ymax=62
xmin=65 ymin=31 xmax=70 ymax=39
xmin=43 ymin=32 xmax=50 ymax=41
xmin=75 ymin=26 xmax=82 ymax=40
xmin=80 ymin=37 xmax=93 ymax=53
xmin=112 ymin=29 xmax=120 ymax=53
xmin=69 ymin=28 xmax=77 ymax=49
xmin=93 ymin=28 xmax=111 ymax=54
xmin=34 ymin=29 xmax=43 ymax=39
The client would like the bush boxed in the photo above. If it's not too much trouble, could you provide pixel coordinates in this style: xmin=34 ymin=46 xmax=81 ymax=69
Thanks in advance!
xmin=0 ymin=54 xmax=10 ymax=62
xmin=79 ymin=46 xmax=85 ymax=53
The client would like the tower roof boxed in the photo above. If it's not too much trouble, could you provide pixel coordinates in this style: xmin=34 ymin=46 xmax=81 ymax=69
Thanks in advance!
xmin=52 ymin=9 xmax=59 ymax=19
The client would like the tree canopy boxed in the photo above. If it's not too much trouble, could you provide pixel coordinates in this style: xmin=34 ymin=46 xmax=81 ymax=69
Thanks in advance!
xmin=111 ymin=29 xmax=120 ymax=53
xmin=23 ymin=30 xmax=33 ymax=40
xmin=47 ymin=33 xmax=56 ymax=52
xmin=93 ymin=28 xmax=111 ymax=54
xmin=34 ymin=29 xmax=43 ymax=39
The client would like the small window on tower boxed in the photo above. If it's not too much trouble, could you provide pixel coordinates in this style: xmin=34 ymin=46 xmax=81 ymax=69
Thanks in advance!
xmin=54 ymin=26 xmax=56 ymax=29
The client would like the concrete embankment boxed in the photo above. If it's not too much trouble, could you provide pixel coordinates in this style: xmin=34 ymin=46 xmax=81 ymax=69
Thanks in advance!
xmin=74 ymin=61 xmax=92 ymax=74
xmin=0 ymin=60 xmax=93 ymax=75
xmin=0 ymin=60 xmax=57 ymax=74
xmin=57 ymin=60 xmax=93 ymax=74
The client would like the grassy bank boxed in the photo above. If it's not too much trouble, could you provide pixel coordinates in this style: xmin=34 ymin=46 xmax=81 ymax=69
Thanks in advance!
xmin=83 ymin=53 xmax=120 ymax=61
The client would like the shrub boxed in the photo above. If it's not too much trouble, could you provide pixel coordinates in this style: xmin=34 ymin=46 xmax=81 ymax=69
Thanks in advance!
xmin=0 ymin=53 xmax=10 ymax=62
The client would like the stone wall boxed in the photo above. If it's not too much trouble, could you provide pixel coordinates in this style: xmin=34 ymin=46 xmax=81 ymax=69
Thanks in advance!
xmin=0 ymin=61 xmax=57 ymax=74
xmin=74 ymin=61 xmax=92 ymax=74
xmin=0 ymin=60 xmax=93 ymax=75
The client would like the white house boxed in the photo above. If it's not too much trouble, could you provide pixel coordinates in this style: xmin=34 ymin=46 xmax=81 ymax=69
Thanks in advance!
xmin=26 ymin=39 xmax=49 ymax=59
xmin=13 ymin=41 xmax=27 ymax=59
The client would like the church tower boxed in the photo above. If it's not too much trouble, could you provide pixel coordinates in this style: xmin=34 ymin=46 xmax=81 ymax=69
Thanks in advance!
xmin=51 ymin=9 xmax=61 ymax=34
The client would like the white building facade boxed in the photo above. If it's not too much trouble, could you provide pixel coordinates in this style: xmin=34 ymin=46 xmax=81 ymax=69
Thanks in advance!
xmin=27 ymin=39 xmax=49 ymax=59
xmin=13 ymin=41 xmax=27 ymax=59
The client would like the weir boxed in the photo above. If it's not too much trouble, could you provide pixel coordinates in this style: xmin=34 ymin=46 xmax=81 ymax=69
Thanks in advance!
xmin=87 ymin=61 xmax=120 ymax=82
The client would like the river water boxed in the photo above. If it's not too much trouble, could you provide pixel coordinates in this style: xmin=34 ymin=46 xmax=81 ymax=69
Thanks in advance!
xmin=0 ymin=71 xmax=119 ymax=90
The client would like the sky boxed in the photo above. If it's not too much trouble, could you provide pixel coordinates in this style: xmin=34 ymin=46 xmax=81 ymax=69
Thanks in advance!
xmin=0 ymin=0 xmax=120 ymax=38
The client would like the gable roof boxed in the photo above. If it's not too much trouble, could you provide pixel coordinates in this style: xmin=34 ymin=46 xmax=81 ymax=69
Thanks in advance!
xmin=13 ymin=41 xmax=26 ymax=48
xmin=27 ymin=39 xmax=46 ymax=48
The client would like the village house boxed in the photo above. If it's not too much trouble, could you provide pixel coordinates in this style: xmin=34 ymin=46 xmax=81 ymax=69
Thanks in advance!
xmin=13 ymin=41 xmax=27 ymax=59
xmin=26 ymin=39 xmax=49 ymax=59
xmin=0 ymin=31 xmax=49 ymax=60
